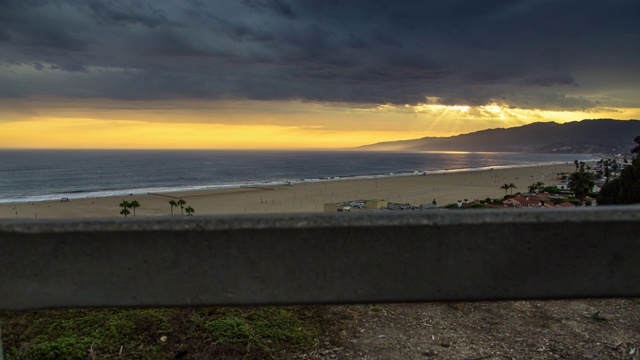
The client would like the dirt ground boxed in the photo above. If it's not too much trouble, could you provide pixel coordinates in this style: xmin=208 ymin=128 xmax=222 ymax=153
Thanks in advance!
xmin=303 ymin=299 xmax=640 ymax=360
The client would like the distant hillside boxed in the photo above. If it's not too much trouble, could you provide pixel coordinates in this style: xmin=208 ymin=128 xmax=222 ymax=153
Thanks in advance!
xmin=357 ymin=119 xmax=640 ymax=154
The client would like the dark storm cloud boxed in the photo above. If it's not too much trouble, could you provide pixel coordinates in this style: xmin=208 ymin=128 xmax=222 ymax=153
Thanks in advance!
xmin=242 ymin=0 xmax=297 ymax=19
xmin=1 ymin=0 xmax=639 ymax=110
xmin=504 ymin=92 xmax=598 ymax=111
xmin=84 ymin=1 xmax=173 ymax=28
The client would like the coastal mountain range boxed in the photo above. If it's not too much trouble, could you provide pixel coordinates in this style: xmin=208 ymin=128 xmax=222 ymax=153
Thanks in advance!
xmin=357 ymin=119 xmax=640 ymax=154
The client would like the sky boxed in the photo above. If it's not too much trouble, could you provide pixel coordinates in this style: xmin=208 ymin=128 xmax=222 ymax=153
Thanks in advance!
xmin=1 ymin=0 xmax=639 ymax=149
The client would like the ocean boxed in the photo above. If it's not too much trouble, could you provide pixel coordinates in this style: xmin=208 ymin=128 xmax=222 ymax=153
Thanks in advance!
xmin=0 ymin=150 xmax=594 ymax=204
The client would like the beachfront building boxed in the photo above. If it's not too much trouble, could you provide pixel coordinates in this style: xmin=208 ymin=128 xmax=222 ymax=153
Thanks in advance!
xmin=503 ymin=196 xmax=543 ymax=208
xmin=324 ymin=199 xmax=436 ymax=212
xmin=553 ymin=202 xmax=576 ymax=208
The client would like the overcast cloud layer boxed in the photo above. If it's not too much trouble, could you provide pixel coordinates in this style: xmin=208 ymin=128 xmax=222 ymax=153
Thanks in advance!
xmin=1 ymin=0 xmax=639 ymax=111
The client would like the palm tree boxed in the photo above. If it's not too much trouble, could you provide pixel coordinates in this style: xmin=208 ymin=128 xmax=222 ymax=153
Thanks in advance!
xmin=633 ymin=135 xmax=640 ymax=155
xmin=129 ymin=200 xmax=140 ymax=216
xmin=177 ymin=199 xmax=187 ymax=215
xmin=568 ymin=170 xmax=595 ymax=202
xmin=169 ymin=200 xmax=178 ymax=216
xmin=527 ymin=183 xmax=538 ymax=193
xmin=185 ymin=206 xmax=195 ymax=216
xmin=119 ymin=199 xmax=130 ymax=209
xmin=500 ymin=183 xmax=510 ymax=196
xmin=574 ymin=160 xmax=579 ymax=171
xmin=508 ymin=183 xmax=517 ymax=195
xmin=535 ymin=181 xmax=545 ymax=192
xmin=119 ymin=200 xmax=130 ymax=217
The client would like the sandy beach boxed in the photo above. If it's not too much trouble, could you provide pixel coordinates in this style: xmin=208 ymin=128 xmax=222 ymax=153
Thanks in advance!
xmin=0 ymin=163 xmax=577 ymax=219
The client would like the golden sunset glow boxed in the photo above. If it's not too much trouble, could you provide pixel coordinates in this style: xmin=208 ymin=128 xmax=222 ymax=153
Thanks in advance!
xmin=1 ymin=98 xmax=638 ymax=149
xmin=0 ymin=116 xmax=427 ymax=149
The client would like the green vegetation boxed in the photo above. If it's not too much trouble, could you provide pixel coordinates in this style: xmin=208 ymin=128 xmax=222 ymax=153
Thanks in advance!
xmin=541 ymin=186 xmax=560 ymax=194
xmin=177 ymin=199 xmax=187 ymax=215
xmin=567 ymin=170 xmax=595 ymax=202
xmin=119 ymin=199 xmax=140 ymax=217
xmin=169 ymin=200 xmax=178 ymax=216
xmin=527 ymin=181 xmax=545 ymax=194
xmin=0 ymin=306 xmax=345 ymax=359
xmin=169 ymin=199 xmax=193 ymax=216
xmin=598 ymin=135 xmax=640 ymax=204
xmin=552 ymin=197 xmax=581 ymax=206
xmin=119 ymin=207 xmax=130 ymax=217
xmin=129 ymin=200 xmax=140 ymax=216
xmin=499 ymin=183 xmax=517 ymax=196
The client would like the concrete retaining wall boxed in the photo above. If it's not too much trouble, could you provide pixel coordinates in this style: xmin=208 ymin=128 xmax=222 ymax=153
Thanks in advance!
xmin=1 ymin=206 xmax=639 ymax=310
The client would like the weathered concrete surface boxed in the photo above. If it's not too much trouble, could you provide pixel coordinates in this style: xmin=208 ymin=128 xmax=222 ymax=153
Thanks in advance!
xmin=1 ymin=207 xmax=639 ymax=310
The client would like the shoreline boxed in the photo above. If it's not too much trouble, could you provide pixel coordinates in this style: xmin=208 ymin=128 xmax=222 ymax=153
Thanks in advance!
xmin=0 ymin=160 xmax=584 ymax=205
xmin=0 ymin=162 xmax=579 ymax=219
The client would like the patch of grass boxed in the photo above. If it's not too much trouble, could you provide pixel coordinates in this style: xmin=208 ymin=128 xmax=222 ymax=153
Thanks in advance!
xmin=20 ymin=336 xmax=89 ymax=360
xmin=205 ymin=316 xmax=252 ymax=344
xmin=202 ymin=308 xmax=322 ymax=358
xmin=0 ymin=306 xmax=344 ymax=359
xmin=2 ymin=309 xmax=172 ymax=359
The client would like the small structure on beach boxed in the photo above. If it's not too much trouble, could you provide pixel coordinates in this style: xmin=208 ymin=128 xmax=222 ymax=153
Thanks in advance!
xmin=323 ymin=203 xmax=353 ymax=212
xmin=365 ymin=199 xmax=389 ymax=209
xmin=324 ymin=199 xmax=437 ymax=212
xmin=324 ymin=199 xmax=389 ymax=212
